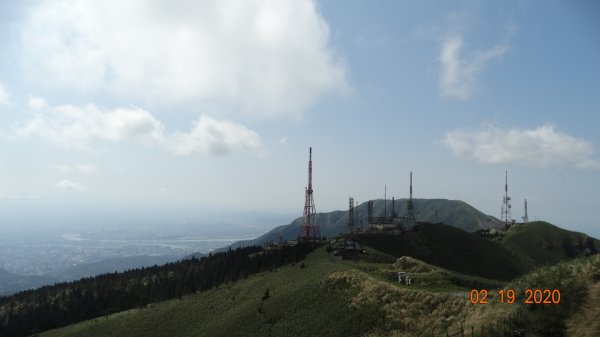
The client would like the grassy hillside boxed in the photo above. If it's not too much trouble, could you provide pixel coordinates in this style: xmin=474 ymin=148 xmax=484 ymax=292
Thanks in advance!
xmin=506 ymin=254 xmax=600 ymax=336
xmin=229 ymin=198 xmax=501 ymax=249
xmin=501 ymin=221 xmax=599 ymax=266
xmin=37 ymin=248 xmax=501 ymax=337
xmin=40 ymin=246 xmax=600 ymax=337
xmin=0 ymin=246 xmax=313 ymax=337
xmin=357 ymin=223 xmax=531 ymax=281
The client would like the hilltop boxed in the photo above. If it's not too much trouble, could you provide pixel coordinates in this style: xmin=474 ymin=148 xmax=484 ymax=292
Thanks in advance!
xmin=501 ymin=221 xmax=599 ymax=266
xmin=357 ymin=223 xmax=530 ymax=281
xmin=228 ymin=198 xmax=501 ymax=249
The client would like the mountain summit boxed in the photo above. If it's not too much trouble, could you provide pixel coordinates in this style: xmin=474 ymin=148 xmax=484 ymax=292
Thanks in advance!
xmin=229 ymin=198 xmax=501 ymax=249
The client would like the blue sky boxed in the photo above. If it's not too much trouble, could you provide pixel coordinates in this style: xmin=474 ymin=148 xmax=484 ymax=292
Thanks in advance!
xmin=0 ymin=0 xmax=599 ymax=238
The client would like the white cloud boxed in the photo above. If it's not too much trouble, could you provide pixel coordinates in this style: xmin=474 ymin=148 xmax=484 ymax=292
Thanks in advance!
xmin=56 ymin=163 xmax=97 ymax=174
xmin=28 ymin=95 xmax=48 ymax=110
xmin=439 ymin=35 xmax=509 ymax=100
xmin=18 ymin=0 xmax=347 ymax=118
xmin=14 ymin=104 xmax=164 ymax=150
xmin=55 ymin=179 xmax=87 ymax=191
xmin=13 ymin=101 xmax=261 ymax=155
xmin=169 ymin=115 xmax=261 ymax=155
xmin=443 ymin=124 xmax=600 ymax=169
xmin=0 ymin=82 xmax=10 ymax=106
xmin=76 ymin=163 xmax=97 ymax=174
xmin=0 ymin=195 xmax=39 ymax=200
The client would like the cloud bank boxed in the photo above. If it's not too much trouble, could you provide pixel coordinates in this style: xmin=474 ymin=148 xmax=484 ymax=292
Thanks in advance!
xmin=56 ymin=163 xmax=97 ymax=174
xmin=19 ymin=0 xmax=347 ymax=118
xmin=13 ymin=101 xmax=261 ymax=155
xmin=443 ymin=124 xmax=600 ymax=169
xmin=55 ymin=179 xmax=87 ymax=192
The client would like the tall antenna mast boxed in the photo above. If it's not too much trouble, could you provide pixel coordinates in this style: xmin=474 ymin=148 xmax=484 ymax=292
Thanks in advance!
xmin=522 ymin=199 xmax=529 ymax=224
xmin=501 ymin=171 xmax=513 ymax=229
xmin=410 ymin=171 xmax=413 ymax=200
xmin=308 ymin=147 xmax=313 ymax=193
xmin=299 ymin=147 xmax=320 ymax=243
xmin=384 ymin=185 xmax=387 ymax=217
xmin=403 ymin=171 xmax=416 ymax=228
xmin=348 ymin=197 xmax=355 ymax=234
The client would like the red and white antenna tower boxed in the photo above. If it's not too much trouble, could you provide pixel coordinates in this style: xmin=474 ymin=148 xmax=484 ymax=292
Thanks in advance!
xmin=299 ymin=147 xmax=320 ymax=243
xmin=501 ymin=171 xmax=513 ymax=228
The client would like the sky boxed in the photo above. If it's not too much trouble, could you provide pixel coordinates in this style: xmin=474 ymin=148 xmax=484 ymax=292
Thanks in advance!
xmin=0 ymin=0 xmax=599 ymax=238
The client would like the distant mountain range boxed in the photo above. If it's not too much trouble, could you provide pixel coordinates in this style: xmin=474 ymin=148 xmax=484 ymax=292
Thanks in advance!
xmin=227 ymin=198 xmax=502 ymax=249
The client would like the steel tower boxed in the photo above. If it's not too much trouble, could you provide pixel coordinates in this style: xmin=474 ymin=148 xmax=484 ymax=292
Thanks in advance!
xmin=501 ymin=171 xmax=513 ymax=228
xmin=348 ymin=197 xmax=355 ymax=234
xmin=403 ymin=171 xmax=417 ymax=228
xmin=299 ymin=147 xmax=320 ymax=243
xmin=522 ymin=199 xmax=529 ymax=224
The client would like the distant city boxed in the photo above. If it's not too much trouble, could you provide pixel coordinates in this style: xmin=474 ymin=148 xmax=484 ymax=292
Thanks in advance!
xmin=0 ymin=230 xmax=258 ymax=276
xmin=0 ymin=210 xmax=294 ymax=295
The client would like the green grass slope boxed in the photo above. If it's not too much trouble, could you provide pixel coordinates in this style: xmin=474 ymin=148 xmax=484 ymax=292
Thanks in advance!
xmin=501 ymin=221 xmax=599 ymax=266
xmin=358 ymin=223 xmax=531 ymax=281
xmin=37 ymin=249 xmax=379 ymax=337
xmin=37 ymin=247 xmax=501 ymax=337
xmin=40 ymin=248 xmax=600 ymax=337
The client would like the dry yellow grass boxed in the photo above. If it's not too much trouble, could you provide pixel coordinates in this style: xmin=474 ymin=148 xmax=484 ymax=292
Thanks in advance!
xmin=325 ymin=269 xmax=482 ymax=335
xmin=565 ymin=282 xmax=600 ymax=336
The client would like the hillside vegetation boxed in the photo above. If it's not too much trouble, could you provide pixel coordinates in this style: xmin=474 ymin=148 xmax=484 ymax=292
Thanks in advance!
xmin=501 ymin=221 xmax=599 ymax=266
xmin=357 ymin=223 xmax=531 ymax=281
xmin=39 ymin=246 xmax=600 ymax=337
xmin=0 ymin=245 xmax=314 ymax=337
xmin=36 ymin=248 xmax=489 ymax=337
xmin=507 ymin=254 xmax=600 ymax=336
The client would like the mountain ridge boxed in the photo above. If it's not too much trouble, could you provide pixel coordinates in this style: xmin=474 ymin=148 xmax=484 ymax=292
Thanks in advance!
xmin=226 ymin=198 xmax=501 ymax=249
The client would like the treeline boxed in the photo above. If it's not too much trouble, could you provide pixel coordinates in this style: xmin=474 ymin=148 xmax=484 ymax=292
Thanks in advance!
xmin=0 ymin=244 xmax=315 ymax=337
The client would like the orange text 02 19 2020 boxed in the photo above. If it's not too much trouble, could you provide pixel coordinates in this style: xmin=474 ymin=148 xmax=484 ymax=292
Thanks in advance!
xmin=469 ymin=289 xmax=561 ymax=304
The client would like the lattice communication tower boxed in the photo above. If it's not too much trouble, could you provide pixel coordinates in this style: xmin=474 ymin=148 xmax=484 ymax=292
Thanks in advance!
xmin=501 ymin=171 xmax=513 ymax=228
xmin=299 ymin=147 xmax=320 ymax=243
